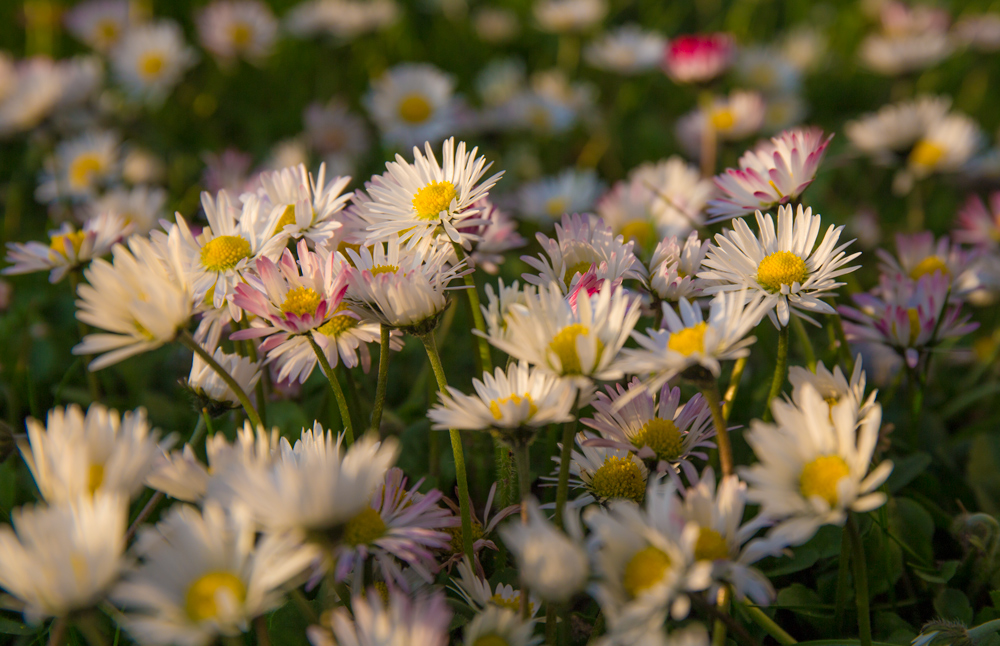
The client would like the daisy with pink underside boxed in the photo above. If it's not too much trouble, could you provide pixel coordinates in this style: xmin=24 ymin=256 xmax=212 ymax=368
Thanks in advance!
xmin=955 ymin=192 xmax=1000 ymax=248
xmin=876 ymin=231 xmax=977 ymax=294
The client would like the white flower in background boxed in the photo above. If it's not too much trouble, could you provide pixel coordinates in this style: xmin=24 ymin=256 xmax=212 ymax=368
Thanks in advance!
xmin=463 ymin=606 xmax=542 ymax=646
xmin=196 ymin=0 xmax=278 ymax=66
xmin=498 ymin=498 xmax=589 ymax=603
xmin=183 ymin=343 xmax=261 ymax=410
xmin=877 ymin=231 xmax=976 ymax=291
xmin=359 ymin=137 xmax=504 ymax=249
xmin=310 ymin=589 xmax=451 ymax=646
xmin=637 ymin=157 xmax=715 ymax=239
xmin=518 ymin=169 xmax=604 ymax=223
xmin=595 ymin=178 xmax=662 ymax=256
xmin=113 ymin=503 xmax=317 ymax=646
xmin=557 ymin=433 xmax=651 ymax=504
xmin=481 ymin=278 xmax=528 ymax=340
xmin=474 ymin=7 xmax=520 ymax=43
xmin=522 ymin=213 xmax=644 ymax=295
xmin=859 ymin=1 xmax=954 ymax=75
xmin=465 ymin=198 xmax=526 ymax=274
xmin=451 ymin=556 xmax=538 ymax=616
xmin=36 ymin=130 xmax=120 ymax=203
xmin=364 ymin=63 xmax=459 ymax=148
xmin=0 ymin=57 xmax=64 ymax=137
xmin=845 ymin=96 xmax=950 ymax=163
xmin=0 ymin=493 xmax=126 ymax=623
xmin=955 ymin=13 xmax=1000 ymax=52
xmin=676 ymin=90 xmax=766 ymax=158
xmin=647 ymin=232 xmax=711 ymax=302
xmin=735 ymin=46 xmax=802 ymax=96
xmin=788 ymin=358 xmax=877 ymax=422
xmin=700 ymin=205 xmax=860 ymax=327
xmin=64 ymin=0 xmax=132 ymax=53
xmin=741 ymin=383 xmax=893 ymax=546
xmin=285 ymin=0 xmax=398 ymax=40
xmin=20 ymin=403 xmax=165 ymax=503
xmin=303 ymin=98 xmax=371 ymax=174
xmin=956 ymin=191 xmax=1000 ymax=249
xmin=122 ymin=147 xmax=167 ymax=185
xmin=535 ymin=0 xmax=607 ymax=33
xmin=4 ymin=213 xmax=129 ymax=283
xmin=476 ymin=58 xmax=526 ymax=107
xmin=584 ymin=25 xmax=665 ymax=74
xmin=86 ymin=185 xmax=167 ymax=236
xmin=907 ymin=113 xmax=982 ymax=179
xmin=111 ymin=20 xmax=197 ymax=102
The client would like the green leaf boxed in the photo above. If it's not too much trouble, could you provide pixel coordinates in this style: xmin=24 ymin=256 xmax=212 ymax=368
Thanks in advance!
xmin=910 ymin=560 xmax=959 ymax=584
xmin=966 ymin=434 xmax=1000 ymax=516
xmin=887 ymin=497 xmax=934 ymax=565
xmin=776 ymin=584 xmax=832 ymax=618
xmin=884 ymin=452 xmax=932 ymax=494
xmin=934 ymin=588 xmax=973 ymax=624
xmin=0 ymin=616 xmax=34 ymax=635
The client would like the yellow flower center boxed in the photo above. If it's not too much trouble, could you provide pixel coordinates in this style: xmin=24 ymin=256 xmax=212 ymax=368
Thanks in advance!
xmin=229 ymin=22 xmax=253 ymax=47
xmin=342 ymin=507 xmax=387 ymax=546
xmin=200 ymin=235 xmax=252 ymax=272
xmin=909 ymin=255 xmax=950 ymax=281
xmin=563 ymin=260 xmax=594 ymax=286
xmin=619 ymin=220 xmax=657 ymax=251
xmin=590 ymin=455 xmax=646 ymax=503
xmin=412 ymin=181 xmax=457 ymax=220
xmin=397 ymin=93 xmax=432 ymax=124
xmin=370 ymin=264 xmax=399 ymax=276
xmin=756 ymin=251 xmax=808 ymax=293
xmin=490 ymin=593 xmax=522 ymax=612
xmin=87 ymin=463 xmax=104 ymax=495
xmin=446 ymin=519 xmax=484 ymax=553
xmin=68 ymin=153 xmax=104 ymax=190
xmin=50 ymin=230 xmax=88 ymax=257
xmin=694 ymin=527 xmax=729 ymax=562
xmin=622 ymin=545 xmax=671 ymax=598
xmin=906 ymin=307 xmax=921 ymax=345
xmin=709 ymin=107 xmax=736 ymax=132
xmin=95 ymin=19 xmax=119 ymax=45
xmin=185 ymin=571 xmax=247 ymax=622
xmin=138 ymin=51 xmax=166 ymax=80
xmin=632 ymin=418 xmax=684 ymax=461
xmin=667 ymin=322 xmax=707 ymax=357
xmin=489 ymin=393 xmax=537 ymax=421
xmin=799 ymin=455 xmax=850 ymax=507
xmin=281 ymin=286 xmax=322 ymax=317
xmin=529 ymin=105 xmax=552 ymax=130
xmin=272 ymin=204 xmax=298 ymax=236
xmin=545 ymin=196 xmax=568 ymax=218
xmin=317 ymin=313 xmax=358 ymax=339
xmin=373 ymin=581 xmax=390 ymax=605
xmin=548 ymin=323 xmax=602 ymax=375
xmin=910 ymin=140 xmax=945 ymax=169
xmin=473 ymin=635 xmax=509 ymax=646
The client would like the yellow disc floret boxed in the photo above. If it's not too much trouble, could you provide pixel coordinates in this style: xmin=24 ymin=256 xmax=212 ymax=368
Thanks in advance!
xmin=590 ymin=455 xmax=646 ymax=503
xmin=909 ymin=255 xmax=950 ymax=281
xmin=50 ymin=230 xmax=88 ymax=257
xmin=489 ymin=393 xmax=537 ymax=421
xmin=667 ymin=322 xmax=707 ymax=357
xmin=272 ymin=204 xmax=298 ymax=236
xmin=799 ymin=455 xmax=850 ymax=507
xmin=281 ymin=286 xmax=322 ymax=317
xmin=229 ymin=22 xmax=253 ymax=47
xmin=622 ymin=545 xmax=672 ymax=598
xmin=756 ymin=251 xmax=808 ymax=293
xmin=342 ymin=507 xmax=387 ymax=546
xmin=87 ymin=463 xmax=104 ymax=495
xmin=710 ymin=107 xmax=736 ymax=132
xmin=548 ymin=324 xmax=603 ymax=375
xmin=398 ymin=94 xmax=432 ymax=124
xmin=318 ymin=312 xmax=358 ymax=339
xmin=138 ymin=51 xmax=165 ymax=80
xmin=490 ymin=593 xmax=522 ymax=612
xmin=412 ymin=181 xmax=457 ymax=220
xmin=68 ymin=154 xmax=104 ymax=190
xmin=545 ymin=196 xmax=569 ymax=218
xmin=909 ymin=140 xmax=945 ymax=169
xmin=632 ymin=418 xmax=684 ymax=461
xmin=185 ymin=571 xmax=247 ymax=622
xmin=200 ymin=235 xmax=252 ymax=272
xmin=473 ymin=635 xmax=509 ymax=646
xmin=619 ymin=220 xmax=657 ymax=251
xmin=694 ymin=527 xmax=729 ymax=562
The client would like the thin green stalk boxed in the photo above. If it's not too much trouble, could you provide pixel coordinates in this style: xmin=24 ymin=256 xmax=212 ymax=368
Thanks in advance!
xmin=587 ymin=611 xmax=605 ymax=645
xmin=235 ymin=318 xmax=267 ymax=426
xmin=832 ymin=312 xmax=856 ymax=374
xmin=791 ymin=316 xmax=817 ymax=372
xmin=834 ymin=525 xmax=852 ymax=632
xmin=763 ymin=325 xmax=790 ymax=423
xmin=69 ymin=270 xmax=101 ymax=402
xmin=75 ymin=612 xmax=108 ymax=646
xmin=48 ymin=617 xmax=68 ymax=646
xmin=512 ymin=442 xmax=533 ymax=620
xmin=722 ymin=356 xmax=747 ymax=422
xmin=739 ymin=603 xmax=796 ymax=645
xmin=701 ymin=382 xmax=733 ymax=477
xmin=308 ymin=333 xmax=354 ymax=446
xmin=178 ymin=330 xmax=261 ymax=429
xmin=419 ymin=332 xmax=475 ymax=562
xmin=124 ymin=491 xmax=164 ymax=543
xmin=290 ymin=589 xmax=319 ymax=623
xmin=847 ymin=515 xmax=873 ymax=646
xmin=370 ymin=324 xmax=391 ymax=433
xmin=199 ymin=408 xmax=214 ymax=441
xmin=553 ymin=410 xmax=579 ymax=530
xmin=712 ymin=588 xmax=731 ymax=646
xmin=452 ymin=243 xmax=493 ymax=372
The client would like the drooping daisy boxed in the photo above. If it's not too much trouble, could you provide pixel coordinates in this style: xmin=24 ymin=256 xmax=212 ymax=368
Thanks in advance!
xmin=196 ymin=0 xmax=278 ymax=66
xmin=463 ymin=606 xmax=543 ymax=646
xmin=741 ymin=383 xmax=893 ymax=546
xmin=522 ymin=213 xmax=644 ymax=295
xmin=583 ymin=380 xmax=714 ymax=482
xmin=517 ymin=169 xmax=604 ymax=223
xmin=256 ymin=162 xmax=352 ymax=248
xmin=64 ymin=0 xmax=132 ymax=53
xmin=113 ymin=502 xmax=317 ymax=646
xmin=111 ymin=20 xmax=197 ymax=102
xmin=956 ymin=192 xmax=1000 ymax=249
xmin=707 ymin=127 xmax=833 ymax=222
xmin=675 ymin=90 xmax=766 ymax=157
xmin=534 ymin=0 xmax=607 ymax=33
xmin=363 ymin=63 xmax=459 ymax=148
xmin=86 ymin=185 xmax=167 ymax=236
xmin=907 ymin=113 xmax=982 ymax=179
xmin=699 ymin=204 xmax=861 ymax=327
xmin=876 ymin=231 xmax=976 ymax=291
xmin=662 ymin=33 xmax=735 ymax=84
xmin=310 ymin=588 xmax=451 ymax=646
xmin=35 ymin=130 xmax=120 ymax=203
xmin=182 ymin=342 xmax=262 ymax=413
xmin=359 ymin=137 xmax=504 ymax=250
xmin=451 ymin=556 xmax=539 ymax=617
xmin=788 ymin=358 xmax=877 ymax=422
xmin=584 ymin=25 xmax=666 ymax=74
xmin=844 ymin=96 xmax=950 ymax=164
xmin=647 ymin=232 xmax=712 ymax=302
xmin=4 ymin=212 xmax=129 ymax=283
xmin=556 ymin=432 xmax=652 ymax=505
xmin=0 ymin=493 xmax=126 ymax=623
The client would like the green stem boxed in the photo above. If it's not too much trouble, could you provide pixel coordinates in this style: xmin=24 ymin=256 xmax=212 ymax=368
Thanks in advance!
xmin=763 ymin=325 xmax=790 ymax=423
xmin=512 ymin=441 xmax=533 ymax=620
xmin=178 ymin=330 xmax=262 ymax=429
xmin=289 ymin=589 xmax=318 ymax=624
xmin=370 ymin=324 xmax=391 ymax=433
xmin=834 ymin=525 xmax=852 ymax=632
xmin=452 ymin=243 xmax=493 ymax=373
xmin=254 ymin=615 xmax=270 ymax=646
xmin=419 ymin=332 xmax=475 ymax=563
xmin=970 ymin=619 xmax=1000 ymax=641
xmin=587 ymin=611 xmax=605 ymax=645
xmin=832 ymin=312 xmax=856 ymax=374
xmin=791 ymin=316 xmax=817 ymax=372
xmin=847 ymin=515 xmax=872 ymax=646
xmin=48 ymin=616 xmax=68 ymax=646
xmin=124 ymin=491 xmax=163 ymax=543
xmin=739 ymin=603 xmax=796 ymax=645
xmin=712 ymin=588 xmax=731 ymax=646
xmin=701 ymin=382 xmax=733 ymax=477
xmin=722 ymin=356 xmax=747 ymax=423
xmin=235 ymin=318 xmax=267 ymax=427
xmin=308 ymin=333 xmax=354 ymax=446
xmin=199 ymin=408 xmax=214 ymax=441
xmin=75 ymin=612 xmax=108 ymax=646
xmin=69 ymin=270 xmax=101 ymax=402
xmin=553 ymin=410 xmax=579 ymax=530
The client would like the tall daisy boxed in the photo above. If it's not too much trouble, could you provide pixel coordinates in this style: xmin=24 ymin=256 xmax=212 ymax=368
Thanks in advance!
xmin=877 ymin=231 xmax=975 ymax=290
xmin=463 ymin=606 xmax=543 ymax=646
xmin=451 ymin=556 xmax=539 ymax=617
xmin=788 ymin=358 xmax=877 ymax=422
xmin=86 ymin=185 xmax=167 ymax=236
xmin=35 ymin=130 xmax=120 ymax=203
xmin=182 ymin=343 xmax=262 ymax=414
xmin=3 ymin=212 xmax=129 ymax=283
xmin=64 ymin=0 xmax=132 ymax=53
xmin=517 ymin=169 xmax=603 ymax=223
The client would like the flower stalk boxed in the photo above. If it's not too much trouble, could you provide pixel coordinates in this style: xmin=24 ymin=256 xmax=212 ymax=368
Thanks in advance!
xmin=178 ymin=330 xmax=262 ymax=429
xmin=308 ymin=332 xmax=354 ymax=446
xmin=763 ymin=324 xmax=790 ymax=422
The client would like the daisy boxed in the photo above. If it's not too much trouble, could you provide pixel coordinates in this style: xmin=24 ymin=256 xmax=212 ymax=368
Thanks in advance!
xmin=955 ymin=14 xmax=1000 ymax=52
xmin=196 ymin=0 xmax=278 ymax=66
xmin=534 ymin=0 xmax=607 ymax=33
xmin=111 ymin=20 xmax=197 ymax=103
xmin=463 ymin=198 xmax=526 ymax=274
xmin=451 ymin=556 xmax=539 ymax=616
xmin=594 ymin=178 xmax=662 ymax=256
xmin=582 ymin=380 xmax=715 ymax=482
xmin=858 ymin=2 xmax=953 ymax=75
xmin=557 ymin=433 xmax=652 ymax=504
xmin=638 ymin=157 xmax=716 ymax=238
xmin=311 ymin=588 xmax=451 ymax=646
xmin=482 ymin=281 xmax=641 ymax=384
xmin=256 ymin=162 xmax=352 ymax=249
xmin=788 ymin=358 xmax=877 ymax=422
xmin=0 ymin=493 xmax=126 ymax=623
xmin=64 ymin=0 xmax=131 ymax=53
xmin=844 ymin=96 xmax=950 ymax=164
xmin=498 ymin=498 xmax=589 ymax=603
xmin=955 ymin=192 xmax=1000 ymax=248
xmin=363 ymin=63 xmax=459 ymax=148
xmin=440 ymin=482 xmax=520 ymax=572
xmin=3 ymin=212 xmax=129 ymax=283
xmin=876 ymin=231 xmax=976 ymax=290
xmin=304 ymin=98 xmax=371 ymax=174
xmin=907 ymin=113 xmax=982 ymax=179
xmin=662 ymin=33 xmax=735 ymax=84
xmin=480 ymin=278 xmax=528 ymax=340
xmin=741 ymin=383 xmax=893 ymax=546
xmin=647 ymin=232 xmax=712 ymax=302
xmin=359 ymin=137 xmax=504 ymax=250
xmin=113 ymin=502 xmax=317 ymax=646
xmin=86 ymin=185 xmax=167 ymax=236
xmin=734 ymin=46 xmax=802 ymax=96
xmin=474 ymin=6 xmax=519 ymax=43
xmin=182 ymin=342 xmax=262 ymax=413
xmin=0 ymin=57 xmax=64 ymax=137
xmin=517 ymin=169 xmax=603 ymax=223
xmin=285 ymin=0 xmax=398 ymax=40
xmin=675 ymin=90 xmax=766 ymax=157
xmin=522 ymin=213 xmax=644 ymax=295
xmin=463 ymin=606 xmax=542 ymax=646
xmin=699 ymin=204 xmax=861 ymax=327
xmin=35 ymin=130 xmax=120 ymax=203
xmin=74 ymin=234 xmax=191 ymax=370
xmin=707 ymin=127 xmax=833 ymax=223
xmin=584 ymin=25 xmax=666 ymax=75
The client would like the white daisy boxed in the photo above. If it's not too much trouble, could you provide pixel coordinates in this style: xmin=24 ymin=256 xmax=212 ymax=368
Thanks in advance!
xmin=310 ymin=588 xmax=451 ymax=646
xmin=741 ymin=383 xmax=893 ymax=546
xmin=877 ymin=231 xmax=976 ymax=290
xmin=675 ymin=90 xmax=766 ymax=158
xmin=647 ymin=232 xmax=712 ymax=302
xmin=36 ymin=130 xmax=120 ymax=203
xmin=637 ymin=157 xmax=715 ymax=239
xmin=111 ymin=20 xmax=197 ymax=103
xmin=0 ymin=57 xmax=64 ymax=137
xmin=196 ymin=0 xmax=278 ymax=66
xmin=64 ymin=0 xmax=132 ymax=53
xmin=363 ymin=63 xmax=459 ymax=149
xmin=557 ymin=433 xmax=651 ymax=505
xmin=735 ymin=45 xmax=802 ymax=96
xmin=844 ymin=96 xmax=951 ymax=164
xmin=517 ymin=169 xmax=603 ymax=223
xmin=256 ymin=162 xmax=352 ymax=248
xmin=463 ymin=606 xmax=542 ymax=646
xmin=304 ymin=98 xmax=371 ymax=174
xmin=451 ymin=556 xmax=538 ymax=616
xmin=907 ymin=112 xmax=983 ymax=179
xmin=86 ymin=185 xmax=167 ymax=236
xmin=3 ymin=212 xmax=129 ymax=283
xmin=699 ymin=204 xmax=861 ymax=327
xmin=584 ymin=25 xmax=666 ymax=74
xmin=535 ymin=0 xmax=607 ymax=33
xmin=284 ymin=0 xmax=398 ymax=40
xmin=0 ymin=493 xmax=126 ymax=623
xmin=466 ymin=198 xmax=526 ymax=274
xmin=182 ymin=342 xmax=262 ymax=412
xmin=788 ymin=358 xmax=877 ymax=422
xmin=480 ymin=278 xmax=528 ymax=340
xmin=858 ymin=2 xmax=953 ymax=75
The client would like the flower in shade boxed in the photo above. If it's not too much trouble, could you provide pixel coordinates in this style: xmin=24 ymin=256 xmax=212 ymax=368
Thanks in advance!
xmin=463 ymin=198 xmax=526 ymax=274
xmin=876 ymin=231 xmax=977 ymax=292
xmin=517 ymin=169 xmax=603 ymax=223
xmin=906 ymin=113 xmax=982 ymax=179
xmin=741 ymin=383 xmax=893 ymax=546
xmin=675 ymin=90 xmax=766 ymax=158
xmin=534 ymin=0 xmax=607 ymax=33
xmin=788 ymin=358 xmax=877 ymax=422
xmin=647 ymin=232 xmax=711 ymax=302
xmin=304 ymin=98 xmax=371 ymax=175
xmin=110 ymin=20 xmax=196 ymax=102
xmin=707 ymin=127 xmax=833 ymax=223
xmin=662 ymin=33 xmax=734 ymax=84
xmin=451 ymin=556 xmax=538 ymax=617
xmin=956 ymin=192 xmax=1000 ymax=249
xmin=699 ymin=204 xmax=860 ymax=327
xmin=284 ymin=0 xmax=399 ymax=40
xmin=585 ymin=25 xmax=666 ymax=75
xmin=439 ymin=482 xmax=520 ymax=572
xmin=0 ymin=57 xmax=65 ymax=137
xmin=36 ymin=130 xmax=120 ymax=203
xmin=463 ymin=606 xmax=542 ymax=646
xmin=64 ymin=0 xmax=131 ymax=52
xmin=256 ymin=162 xmax=353 ymax=248
xmin=3 ymin=213 xmax=129 ymax=283
xmin=480 ymin=278 xmax=528 ymax=340
xmin=556 ymin=432 xmax=651 ymax=504
xmin=0 ymin=493 xmax=126 ymax=623
xmin=363 ymin=63 xmax=459 ymax=148
xmin=182 ymin=343 xmax=261 ymax=412
xmin=309 ymin=588 xmax=451 ymax=646
xmin=196 ymin=0 xmax=278 ymax=66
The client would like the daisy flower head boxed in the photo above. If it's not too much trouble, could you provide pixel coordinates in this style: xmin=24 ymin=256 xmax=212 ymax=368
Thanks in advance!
xmin=498 ymin=497 xmax=589 ymax=603
xmin=522 ymin=213 xmax=645 ymax=295
xmin=451 ymin=556 xmax=539 ymax=617
xmin=676 ymin=90 xmax=766 ymax=158
xmin=858 ymin=1 xmax=953 ymax=76
xmin=113 ymin=502 xmax=317 ymax=646
xmin=0 ymin=57 xmax=65 ymax=137
xmin=304 ymin=98 xmax=371 ymax=174
xmin=735 ymin=45 xmax=802 ymax=96
xmin=4 ymin=212 xmax=129 ymax=284
xmin=534 ymin=0 xmax=607 ymax=34
xmin=517 ymin=168 xmax=604 ymax=223
xmin=36 ymin=130 xmax=120 ymax=203
xmin=428 ymin=361 xmax=576 ymax=447
xmin=364 ymin=63 xmax=458 ymax=149
xmin=463 ymin=606 xmax=543 ymax=646
xmin=256 ymin=162 xmax=352 ymax=249
xmin=359 ymin=137 xmax=504 ymax=250
xmin=310 ymin=588 xmax=451 ymax=646
xmin=0 ymin=493 xmax=126 ymax=622
xmin=483 ymin=281 xmax=641 ymax=384
xmin=480 ymin=278 xmax=529 ymax=343
xmin=956 ymin=192 xmax=1000 ymax=249
xmin=111 ymin=20 xmax=197 ymax=103
xmin=86 ymin=185 xmax=168 ymax=236
xmin=662 ymin=33 xmax=735 ymax=84
xmin=182 ymin=343 xmax=261 ymax=414
xmin=907 ymin=113 xmax=983 ymax=179
xmin=876 ymin=231 xmax=976 ymax=292
xmin=594 ymin=177 xmax=661 ymax=256
xmin=700 ymin=204 xmax=861 ymax=327
xmin=284 ymin=0 xmax=399 ymax=41
xmin=583 ymin=380 xmax=714 ymax=482
xmin=557 ymin=432 xmax=652 ymax=505
xmin=844 ymin=96 xmax=950 ymax=164
xmin=707 ymin=127 xmax=833 ymax=223
xmin=584 ymin=25 xmax=666 ymax=75
xmin=462 ymin=198 xmax=526 ymax=274
xmin=647 ymin=231 xmax=712 ymax=302
xmin=64 ymin=0 xmax=132 ymax=53
xmin=741 ymin=383 xmax=893 ymax=546
xmin=637 ymin=157 xmax=716 ymax=238
xmin=788 ymin=358 xmax=877 ymax=422
xmin=196 ymin=0 xmax=278 ymax=66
